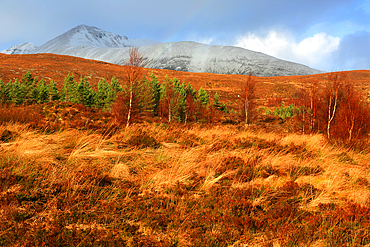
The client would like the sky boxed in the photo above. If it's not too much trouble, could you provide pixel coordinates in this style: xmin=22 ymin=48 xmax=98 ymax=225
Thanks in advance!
xmin=1 ymin=0 xmax=370 ymax=72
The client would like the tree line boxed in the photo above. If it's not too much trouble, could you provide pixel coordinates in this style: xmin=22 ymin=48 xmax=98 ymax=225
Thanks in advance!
xmin=107 ymin=46 xmax=229 ymax=127
xmin=1 ymin=69 xmax=369 ymax=143
xmin=0 ymin=70 xmax=229 ymax=126
xmin=0 ymin=71 xmax=120 ymax=109
xmin=1 ymin=46 xmax=369 ymax=143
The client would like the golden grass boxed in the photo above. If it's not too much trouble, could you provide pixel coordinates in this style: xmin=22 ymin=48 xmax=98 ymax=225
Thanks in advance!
xmin=2 ymin=122 xmax=369 ymax=206
xmin=2 ymin=122 xmax=370 ymax=245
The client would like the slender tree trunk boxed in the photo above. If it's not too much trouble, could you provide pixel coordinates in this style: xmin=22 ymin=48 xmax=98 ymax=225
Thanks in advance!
xmin=348 ymin=117 xmax=354 ymax=141
xmin=308 ymin=79 xmax=318 ymax=134
xmin=126 ymin=81 xmax=133 ymax=128
xmin=327 ymin=93 xmax=338 ymax=139
xmin=327 ymin=96 xmax=332 ymax=139
xmin=168 ymin=100 xmax=172 ymax=124
xmin=123 ymin=46 xmax=144 ymax=128
xmin=185 ymin=111 xmax=188 ymax=124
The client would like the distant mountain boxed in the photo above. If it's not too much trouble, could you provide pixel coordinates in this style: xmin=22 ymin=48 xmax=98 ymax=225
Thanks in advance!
xmin=139 ymin=42 xmax=323 ymax=76
xmin=1 ymin=25 xmax=323 ymax=77
xmin=1 ymin=42 xmax=37 ymax=54
xmin=32 ymin=24 xmax=159 ymax=53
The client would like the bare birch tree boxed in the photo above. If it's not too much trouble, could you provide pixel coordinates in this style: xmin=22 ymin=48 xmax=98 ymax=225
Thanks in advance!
xmin=240 ymin=71 xmax=256 ymax=124
xmin=309 ymin=79 xmax=319 ymax=133
xmin=125 ymin=46 xmax=144 ymax=128
xmin=324 ymin=73 xmax=343 ymax=139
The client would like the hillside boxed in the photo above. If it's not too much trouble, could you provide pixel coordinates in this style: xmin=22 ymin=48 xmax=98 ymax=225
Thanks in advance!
xmin=1 ymin=53 xmax=370 ymax=246
xmin=1 ymin=53 xmax=370 ymax=106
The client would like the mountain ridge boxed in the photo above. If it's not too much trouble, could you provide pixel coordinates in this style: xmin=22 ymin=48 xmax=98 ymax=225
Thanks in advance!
xmin=1 ymin=25 xmax=323 ymax=77
xmin=33 ymin=24 xmax=159 ymax=53
xmin=1 ymin=42 xmax=37 ymax=54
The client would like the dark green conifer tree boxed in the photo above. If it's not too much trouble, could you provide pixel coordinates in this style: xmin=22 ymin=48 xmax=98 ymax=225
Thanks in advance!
xmin=147 ymin=73 xmax=161 ymax=116
xmin=21 ymin=71 xmax=33 ymax=86
xmin=136 ymin=75 xmax=156 ymax=117
xmin=197 ymin=87 xmax=209 ymax=105
xmin=10 ymin=79 xmax=26 ymax=105
xmin=35 ymin=79 xmax=48 ymax=103
xmin=77 ymin=76 xmax=95 ymax=107
xmin=213 ymin=93 xmax=221 ymax=109
xmin=109 ymin=77 xmax=121 ymax=100
xmin=213 ymin=92 xmax=228 ymax=113
xmin=29 ymin=76 xmax=39 ymax=104
xmin=60 ymin=74 xmax=77 ymax=103
xmin=21 ymin=71 xmax=37 ymax=105
xmin=0 ymin=79 xmax=5 ymax=104
xmin=95 ymin=79 xmax=110 ymax=109
xmin=174 ymin=80 xmax=189 ymax=122
xmin=48 ymin=81 xmax=60 ymax=101
xmin=1 ymin=80 xmax=13 ymax=104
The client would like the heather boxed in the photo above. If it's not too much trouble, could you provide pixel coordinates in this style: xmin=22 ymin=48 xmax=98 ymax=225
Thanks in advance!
xmin=1 ymin=54 xmax=370 ymax=245
xmin=1 ymin=114 xmax=370 ymax=245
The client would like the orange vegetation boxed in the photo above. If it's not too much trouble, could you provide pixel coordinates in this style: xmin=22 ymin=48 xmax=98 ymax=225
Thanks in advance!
xmin=1 ymin=53 xmax=370 ymax=245
xmin=1 ymin=53 xmax=370 ymax=106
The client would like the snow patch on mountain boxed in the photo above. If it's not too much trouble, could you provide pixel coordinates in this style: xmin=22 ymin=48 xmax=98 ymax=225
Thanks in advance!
xmin=31 ymin=40 xmax=321 ymax=77
xmin=68 ymin=25 xmax=129 ymax=47
xmin=140 ymin=42 xmax=322 ymax=76
xmin=1 ymin=42 xmax=37 ymax=54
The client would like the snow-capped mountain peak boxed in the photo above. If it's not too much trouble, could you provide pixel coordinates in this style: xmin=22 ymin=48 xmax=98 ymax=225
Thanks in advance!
xmin=31 ymin=24 xmax=159 ymax=54
xmin=1 ymin=42 xmax=37 ymax=54
xmin=66 ymin=24 xmax=129 ymax=48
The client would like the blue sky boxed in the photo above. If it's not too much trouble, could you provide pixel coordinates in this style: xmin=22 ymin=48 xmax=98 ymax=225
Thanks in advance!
xmin=1 ymin=0 xmax=370 ymax=72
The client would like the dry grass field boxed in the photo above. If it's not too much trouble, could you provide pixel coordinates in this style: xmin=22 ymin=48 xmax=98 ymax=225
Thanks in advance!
xmin=1 ymin=53 xmax=370 ymax=246
xmin=1 ymin=121 xmax=370 ymax=246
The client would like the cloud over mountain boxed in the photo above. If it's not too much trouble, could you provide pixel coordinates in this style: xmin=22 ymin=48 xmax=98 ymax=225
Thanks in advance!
xmin=235 ymin=31 xmax=340 ymax=71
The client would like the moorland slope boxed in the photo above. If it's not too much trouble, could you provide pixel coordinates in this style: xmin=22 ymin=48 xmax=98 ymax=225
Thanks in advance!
xmin=1 ymin=53 xmax=370 ymax=246
xmin=1 ymin=53 xmax=370 ymax=107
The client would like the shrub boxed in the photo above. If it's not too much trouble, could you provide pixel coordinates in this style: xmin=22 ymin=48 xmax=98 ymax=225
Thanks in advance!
xmin=0 ymin=105 xmax=43 ymax=127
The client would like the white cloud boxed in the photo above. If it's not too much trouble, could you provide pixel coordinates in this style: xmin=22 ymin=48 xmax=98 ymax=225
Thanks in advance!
xmin=235 ymin=31 xmax=340 ymax=71
xmin=235 ymin=31 xmax=291 ymax=57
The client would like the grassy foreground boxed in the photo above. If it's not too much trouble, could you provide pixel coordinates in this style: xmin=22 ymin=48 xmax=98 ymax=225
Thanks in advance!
xmin=1 ymin=122 xmax=370 ymax=246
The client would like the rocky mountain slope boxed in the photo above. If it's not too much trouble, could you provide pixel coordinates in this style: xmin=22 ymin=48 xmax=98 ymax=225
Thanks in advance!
xmin=1 ymin=25 xmax=323 ymax=77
